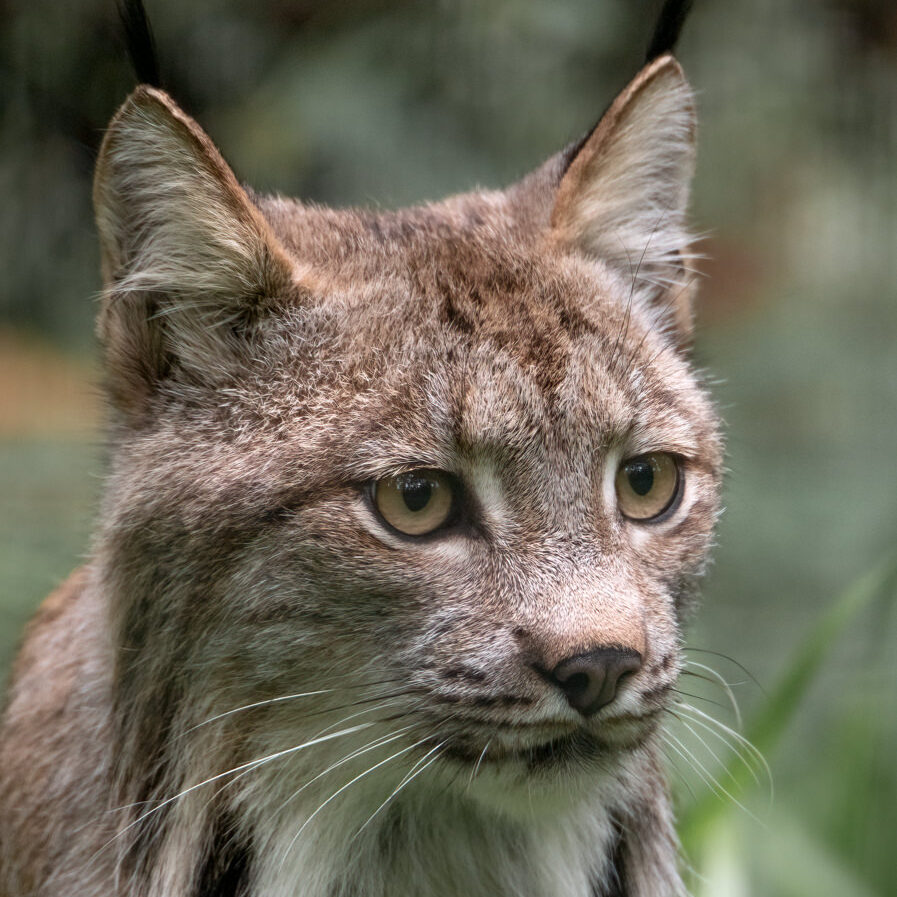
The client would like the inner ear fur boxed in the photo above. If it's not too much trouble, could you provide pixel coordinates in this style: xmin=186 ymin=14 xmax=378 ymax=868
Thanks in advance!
xmin=93 ymin=86 xmax=296 ymax=416
xmin=550 ymin=55 xmax=698 ymax=344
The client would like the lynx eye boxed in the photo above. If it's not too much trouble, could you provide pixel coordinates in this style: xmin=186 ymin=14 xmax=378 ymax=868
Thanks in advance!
xmin=373 ymin=470 xmax=456 ymax=536
xmin=615 ymin=453 xmax=681 ymax=521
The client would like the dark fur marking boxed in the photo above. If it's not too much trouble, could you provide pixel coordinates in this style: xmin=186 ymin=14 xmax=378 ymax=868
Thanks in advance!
xmin=500 ymin=694 xmax=532 ymax=707
xmin=593 ymin=821 xmax=629 ymax=897
xmin=440 ymin=291 xmax=476 ymax=337
xmin=638 ymin=681 xmax=673 ymax=705
xmin=665 ymin=569 xmax=701 ymax=614
xmin=436 ymin=694 xmax=462 ymax=704
xmin=560 ymin=126 xmax=596 ymax=178
xmin=555 ymin=299 xmax=594 ymax=342
xmin=472 ymin=695 xmax=498 ymax=708
xmin=195 ymin=812 xmax=253 ymax=897
xmin=648 ymin=385 xmax=684 ymax=413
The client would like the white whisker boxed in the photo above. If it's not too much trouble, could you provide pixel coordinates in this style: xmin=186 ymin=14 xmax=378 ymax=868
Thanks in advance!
xmin=672 ymin=707 xmax=761 ymax=789
xmin=280 ymin=736 xmax=430 ymax=865
xmin=675 ymin=714 xmax=757 ymax=789
xmin=673 ymin=702 xmax=772 ymax=797
xmin=183 ymin=675 xmax=411 ymax=736
xmin=681 ymin=660 xmax=743 ymax=727
xmin=663 ymin=729 xmax=765 ymax=827
xmin=200 ymin=719 xmax=417 ymax=826
xmin=466 ymin=739 xmax=492 ymax=793
xmin=184 ymin=690 xmax=337 ymax=734
xmin=272 ymin=725 xmax=418 ymax=818
xmin=353 ymin=741 xmax=446 ymax=838
xmin=657 ymin=740 xmax=699 ymax=803
xmin=91 ymin=722 xmax=375 ymax=866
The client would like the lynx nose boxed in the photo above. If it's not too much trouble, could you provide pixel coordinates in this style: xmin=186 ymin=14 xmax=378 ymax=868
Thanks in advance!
xmin=549 ymin=647 xmax=642 ymax=717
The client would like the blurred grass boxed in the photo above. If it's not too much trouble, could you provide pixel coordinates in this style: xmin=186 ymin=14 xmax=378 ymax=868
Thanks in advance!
xmin=0 ymin=439 xmax=100 ymax=671
xmin=0 ymin=332 xmax=102 ymax=671
xmin=678 ymin=556 xmax=897 ymax=895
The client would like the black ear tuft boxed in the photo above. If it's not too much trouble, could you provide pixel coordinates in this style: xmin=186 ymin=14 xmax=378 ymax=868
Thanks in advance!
xmin=119 ymin=0 xmax=161 ymax=87
xmin=560 ymin=0 xmax=695 ymax=179
xmin=645 ymin=0 xmax=693 ymax=63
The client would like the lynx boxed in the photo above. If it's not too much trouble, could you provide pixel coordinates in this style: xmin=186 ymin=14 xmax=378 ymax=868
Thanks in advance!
xmin=0 ymin=2 xmax=722 ymax=895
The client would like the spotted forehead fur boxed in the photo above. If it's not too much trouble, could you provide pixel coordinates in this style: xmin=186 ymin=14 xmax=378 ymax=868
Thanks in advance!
xmin=191 ymin=184 xmax=718 ymax=475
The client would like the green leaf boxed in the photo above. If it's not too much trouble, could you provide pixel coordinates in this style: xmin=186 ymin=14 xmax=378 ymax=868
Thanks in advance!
xmin=679 ymin=554 xmax=897 ymax=854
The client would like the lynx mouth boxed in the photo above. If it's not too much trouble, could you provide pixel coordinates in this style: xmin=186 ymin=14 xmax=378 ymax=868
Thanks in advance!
xmin=440 ymin=713 xmax=659 ymax=771
xmin=440 ymin=735 xmax=581 ymax=773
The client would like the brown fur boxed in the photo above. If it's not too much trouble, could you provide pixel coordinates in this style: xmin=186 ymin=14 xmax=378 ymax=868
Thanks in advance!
xmin=1 ymin=54 xmax=721 ymax=897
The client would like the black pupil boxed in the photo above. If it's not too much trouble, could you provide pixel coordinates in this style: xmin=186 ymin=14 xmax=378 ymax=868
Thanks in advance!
xmin=626 ymin=460 xmax=655 ymax=496
xmin=401 ymin=476 xmax=433 ymax=512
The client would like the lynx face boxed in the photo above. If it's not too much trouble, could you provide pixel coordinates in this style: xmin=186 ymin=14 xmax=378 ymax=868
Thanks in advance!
xmin=103 ymin=218 xmax=720 ymax=810
xmin=70 ymin=49 xmax=724 ymax=895
xmin=0 ymin=1 xmax=726 ymax=886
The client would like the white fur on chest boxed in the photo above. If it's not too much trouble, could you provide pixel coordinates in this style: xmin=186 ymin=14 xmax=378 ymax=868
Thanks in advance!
xmin=249 ymin=774 xmax=618 ymax=897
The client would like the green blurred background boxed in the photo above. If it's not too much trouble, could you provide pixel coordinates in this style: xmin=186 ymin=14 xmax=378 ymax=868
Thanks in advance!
xmin=2 ymin=0 xmax=896 ymax=893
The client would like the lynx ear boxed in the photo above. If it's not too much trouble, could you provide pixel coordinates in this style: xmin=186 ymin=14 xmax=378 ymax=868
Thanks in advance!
xmin=551 ymin=55 xmax=697 ymax=340
xmin=93 ymin=86 xmax=295 ymax=414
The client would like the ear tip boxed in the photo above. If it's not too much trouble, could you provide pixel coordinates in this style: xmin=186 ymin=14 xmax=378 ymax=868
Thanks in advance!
xmin=116 ymin=84 xmax=180 ymax=123
xmin=101 ymin=88 xmax=159 ymax=145
xmin=95 ymin=86 xmax=191 ymax=209
xmin=638 ymin=55 xmax=697 ymax=124
xmin=130 ymin=83 xmax=164 ymax=103
xmin=643 ymin=54 xmax=690 ymax=89
xmin=99 ymin=86 xmax=199 ymax=172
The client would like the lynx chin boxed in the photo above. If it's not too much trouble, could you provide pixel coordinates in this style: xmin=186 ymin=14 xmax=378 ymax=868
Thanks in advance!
xmin=0 ymin=4 xmax=724 ymax=896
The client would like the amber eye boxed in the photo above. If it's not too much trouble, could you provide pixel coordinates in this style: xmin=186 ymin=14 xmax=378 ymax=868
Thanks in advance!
xmin=372 ymin=470 xmax=456 ymax=536
xmin=615 ymin=453 xmax=681 ymax=521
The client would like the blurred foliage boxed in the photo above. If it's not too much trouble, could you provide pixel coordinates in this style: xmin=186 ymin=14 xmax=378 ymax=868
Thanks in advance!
xmin=2 ymin=0 xmax=897 ymax=894
xmin=677 ymin=556 xmax=897 ymax=895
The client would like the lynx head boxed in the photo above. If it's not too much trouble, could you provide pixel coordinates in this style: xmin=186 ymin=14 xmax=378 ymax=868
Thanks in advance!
xmin=92 ymin=51 xmax=721 ymax=831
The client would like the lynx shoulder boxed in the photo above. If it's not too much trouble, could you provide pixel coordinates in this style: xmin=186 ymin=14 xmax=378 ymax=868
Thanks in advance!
xmin=0 ymin=4 xmax=722 ymax=896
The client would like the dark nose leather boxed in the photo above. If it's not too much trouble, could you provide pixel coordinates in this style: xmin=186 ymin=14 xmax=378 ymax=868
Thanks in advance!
xmin=549 ymin=647 xmax=642 ymax=716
